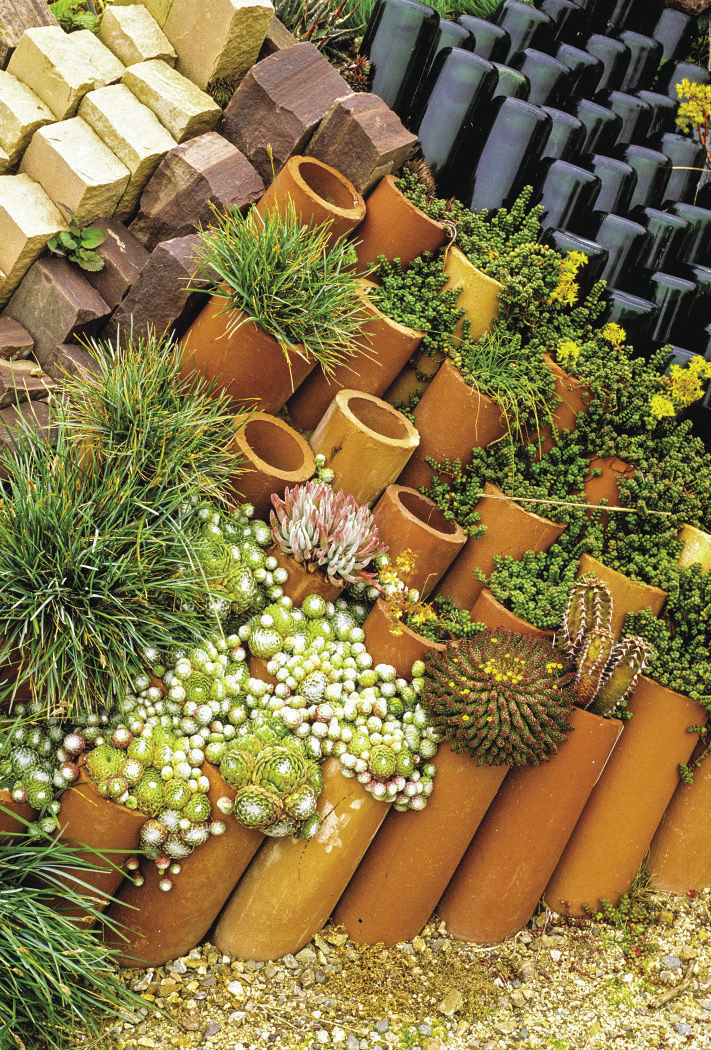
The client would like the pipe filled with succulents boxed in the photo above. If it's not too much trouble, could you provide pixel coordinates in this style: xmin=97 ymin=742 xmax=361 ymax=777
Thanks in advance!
xmin=3 ymin=126 xmax=711 ymax=1045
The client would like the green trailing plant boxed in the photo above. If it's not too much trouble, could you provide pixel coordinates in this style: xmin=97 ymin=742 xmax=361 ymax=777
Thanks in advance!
xmin=0 ymin=830 xmax=152 ymax=1050
xmin=64 ymin=330 xmax=247 ymax=505
xmin=270 ymin=480 xmax=387 ymax=585
xmin=0 ymin=418 xmax=219 ymax=716
xmin=422 ymin=629 xmax=576 ymax=766
xmin=47 ymin=206 xmax=105 ymax=270
xmin=194 ymin=202 xmax=367 ymax=377
xmin=561 ymin=577 xmax=654 ymax=716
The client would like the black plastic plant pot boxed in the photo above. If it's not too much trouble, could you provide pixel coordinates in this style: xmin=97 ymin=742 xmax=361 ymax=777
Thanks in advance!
xmin=540 ymin=107 xmax=586 ymax=162
xmin=555 ymin=42 xmax=604 ymax=98
xmin=602 ymin=288 xmax=660 ymax=348
xmin=494 ymin=0 xmax=554 ymax=63
xmin=652 ymin=7 xmax=694 ymax=65
xmin=539 ymin=0 xmax=588 ymax=44
xmin=569 ymin=0 xmax=616 ymax=35
xmin=644 ymin=271 xmax=697 ymax=344
xmin=456 ymin=96 xmax=552 ymax=213
xmin=677 ymin=263 xmax=711 ymax=336
xmin=688 ymin=323 xmax=711 ymax=361
xmin=586 ymin=153 xmax=637 ymax=215
xmin=660 ymin=133 xmax=706 ymax=207
xmin=636 ymin=91 xmax=678 ymax=142
xmin=491 ymin=62 xmax=530 ymax=100
xmin=657 ymin=60 xmax=711 ymax=100
xmin=616 ymin=31 xmax=663 ymax=94
xmin=535 ymin=159 xmax=601 ymax=234
xmin=692 ymin=174 xmax=711 ymax=211
xmin=412 ymin=48 xmax=497 ymax=187
xmin=619 ymin=144 xmax=672 ymax=211
xmin=361 ymin=0 xmax=440 ymax=118
xmin=457 ymin=15 xmax=511 ymax=63
xmin=585 ymin=33 xmax=631 ymax=94
xmin=573 ymin=98 xmax=623 ymax=154
xmin=590 ymin=212 xmax=649 ymax=288
xmin=669 ymin=203 xmax=711 ymax=268
xmin=608 ymin=0 xmax=661 ymax=35
xmin=542 ymin=228 xmax=610 ymax=297
xmin=512 ymin=48 xmax=572 ymax=107
xmin=598 ymin=90 xmax=652 ymax=146
xmin=687 ymin=382 xmax=711 ymax=448
xmin=422 ymin=18 xmax=475 ymax=80
xmin=631 ymin=207 xmax=690 ymax=276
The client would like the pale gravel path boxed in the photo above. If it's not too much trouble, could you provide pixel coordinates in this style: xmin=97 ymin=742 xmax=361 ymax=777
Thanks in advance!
xmin=98 ymin=887 xmax=711 ymax=1050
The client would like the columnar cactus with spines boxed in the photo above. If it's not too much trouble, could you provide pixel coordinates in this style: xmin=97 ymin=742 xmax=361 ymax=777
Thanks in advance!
xmin=574 ymin=629 xmax=615 ymax=704
xmin=270 ymin=481 xmax=387 ymax=585
xmin=589 ymin=635 xmax=655 ymax=716
xmin=562 ymin=577 xmax=614 ymax=658
xmin=422 ymin=631 xmax=577 ymax=766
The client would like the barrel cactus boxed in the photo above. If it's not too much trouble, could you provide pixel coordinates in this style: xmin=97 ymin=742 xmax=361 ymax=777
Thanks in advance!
xmin=422 ymin=630 xmax=577 ymax=766
xmin=270 ymin=480 xmax=387 ymax=585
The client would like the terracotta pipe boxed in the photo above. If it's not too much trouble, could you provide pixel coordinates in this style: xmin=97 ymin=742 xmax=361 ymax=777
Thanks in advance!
xmin=309 ymin=389 xmax=420 ymax=506
xmin=352 ymin=175 xmax=447 ymax=271
xmin=443 ymin=246 xmax=503 ymax=343
xmin=372 ymin=484 xmax=467 ymax=597
xmin=677 ymin=524 xmax=711 ymax=573
xmin=270 ymin=546 xmax=344 ymax=606
xmin=536 ymin=356 xmax=592 ymax=455
xmin=471 ymin=588 xmax=555 ymax=640
xmin=230 ymin=412 xmax=315 ymax=518
xmin=212 ymin=759 xmax=388 ymax=960
xmin=362 ymin=597 xmax=445 ymax=679
xmin=648 ymin=742 xmax=711 ymax=894
xmin=0 ymin=789 xmax=35 ymax=837
xmin=256 ymin=156 xmax=366 ymax=246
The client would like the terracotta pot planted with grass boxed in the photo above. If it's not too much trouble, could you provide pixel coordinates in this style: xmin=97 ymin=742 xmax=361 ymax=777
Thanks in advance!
xmin=333 ymin=743 xmax=508 ymax=947
xmin=436 ymin=483 xmax=566 ymax=609
xmin=397 ymin=360 xmax=507 ymax=492
xmin=470 ymin=588 xmax=555 ymax=640
xmin=212 ymin=759 xmax=388 ymax=961
xmin=576 ymin=554 xmax=666 ymax=640
xmin=309 ymin=390 xmax=420 ymax=506
xmin=648 ymin=744 xmax=711 ymax=894
xmin=372 ymin=485 xmax=467 ymax=597
xmin=229 ymin=413 xmax=315 ymax=518
xmin=439 ymin=708 xmax=623 ymax=943
xmin=353 ymin=175 xmax=448 ymax=271
xmin=362 ymin=597 xmax=445 ymax=679
xmin=256 ymin=156 xmax=366 ymax=246
xmin=287 ymin=282 xmax=425 ymax=431
xmin=105 ymin=761 xmax=263 ymax=967
xmin=544 ymin=676 xmax=706 ymax=917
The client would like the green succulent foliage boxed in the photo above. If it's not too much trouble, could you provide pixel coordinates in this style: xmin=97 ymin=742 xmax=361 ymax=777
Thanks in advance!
xmin=422 ymin=630 xmax=576 ymax=766
xmin=0 ymin=712 xmax=71 ymax=817
xmin=219 ymin=716 xmax=321 ymax=837
xmin=47 ymin=206 xmax=105 ymax=270
xmin=194 ymin=203 xmax=367 ymax=376
xmin=275 ymin=0 xmax=366 ymax=56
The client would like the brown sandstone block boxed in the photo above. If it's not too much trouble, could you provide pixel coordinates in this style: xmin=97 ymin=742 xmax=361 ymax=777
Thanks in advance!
xmin=0 ymin=357 xmax=56 ymax=407
xmin=45 ymin=342 xmax=100 ymax=381
xmin=0 ymin=0 xmax=58 ymax=69
xmin=221 ymin=42 xmax=351 ymax=183
xmin=0 ymin=316 xmax=33 ymax=359
xmin=83 ymin=218 xmax=149 ymax=310
xmin=0 ymin=398 xmax=55 ymax=471
xmin=129 ymin=131 xmax=263 ymax=250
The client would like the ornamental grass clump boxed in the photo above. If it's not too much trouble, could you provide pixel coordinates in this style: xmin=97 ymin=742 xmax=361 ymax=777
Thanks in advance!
xmin=270 ymin=480 xmax=387 ymax=585
xmin=194 ymin=203 xmax=367 ymax=376
xmin=64 ymin=330 xmax=246 ymax=505
xmin=422 ymin=629 xmax=576 ymax=766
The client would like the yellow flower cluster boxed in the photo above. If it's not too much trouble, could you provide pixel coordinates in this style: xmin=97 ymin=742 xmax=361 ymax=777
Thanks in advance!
xmin=478 ymin=652 xmax=525 ymax=685
xmin=676 ymin=78 xmax=711 ymax=139
xmin=549 ymin=250 xmax=588 ymax=306
xmin=556 ymin=338 xmax=581 ymax=367
xmin=601 ymin=322 xmax=627 ymax=348
xmin=649 ymin=356 xmax=711 ymax=420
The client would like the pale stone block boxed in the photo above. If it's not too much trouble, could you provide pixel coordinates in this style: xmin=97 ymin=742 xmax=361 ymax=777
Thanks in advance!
xmin=20 ymin=118 xmax=130 ymax=224
xmin=0 ymin=173 xmax=66 ymax=305
xmin=0 ymin=71 xmax=55 ymax=166
xmin=99 ymin=4 xmax=176 ymax=67
xmin=0 ymin=144 xmax=9 ymax=172
xmin=122 ymin=59 xmax=221 ymax=143
xmin=162 ymin=0 xmax=273 ymax=90
xmin=111 ymin=0 xmax=174 ymax=29
xmin=7 ymin=25 xmax=123 ymax=120
xmin=79 ymin=84 xmax=176 ymax=222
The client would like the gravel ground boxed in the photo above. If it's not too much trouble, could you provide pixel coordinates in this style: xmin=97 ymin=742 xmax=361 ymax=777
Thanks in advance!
xmin=98 ymin=885 xmax=711 ymax=1050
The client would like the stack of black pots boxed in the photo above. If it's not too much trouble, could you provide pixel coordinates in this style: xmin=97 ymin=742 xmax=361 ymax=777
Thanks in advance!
xmin=361 ymin=0 xmax=711 ymax=443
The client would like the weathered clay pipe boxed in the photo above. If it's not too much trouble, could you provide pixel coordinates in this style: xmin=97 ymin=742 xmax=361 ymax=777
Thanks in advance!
xmin=255 ymin=156 xmax=365 ymax=245
xmin=230 ymin=412 xmax=315 ymax=518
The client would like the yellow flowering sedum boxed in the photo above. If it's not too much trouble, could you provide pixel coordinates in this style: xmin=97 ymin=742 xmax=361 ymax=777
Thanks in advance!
xmin=650 ymin=394 xmax=676 ymax=419
xmin=549 ymin=250 xmax=588 ymax=306
xmin=649 ymin=355 xmax=711 ymax=420
xmin=556 ymin=339 xmax=581 ymax=367
xmin=601 ymin=322 xmax=627 ymax=348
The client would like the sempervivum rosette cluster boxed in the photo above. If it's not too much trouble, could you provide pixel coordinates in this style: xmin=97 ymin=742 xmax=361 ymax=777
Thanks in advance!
xmin=270 ymin=481 xmax=387 ymax=585
xmin=422 ymin=630 xmax=577 ymax=766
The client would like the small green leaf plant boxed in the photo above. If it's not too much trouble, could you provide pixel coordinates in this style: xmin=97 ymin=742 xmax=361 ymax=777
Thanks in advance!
xmin=47 ymin=207 xmax=106 ymax=272
xmin=49 ymin=0 xmax=101 ymax=33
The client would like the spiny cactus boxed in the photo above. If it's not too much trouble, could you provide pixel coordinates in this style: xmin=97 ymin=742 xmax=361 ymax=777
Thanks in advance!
xmin=561 ymin=577 xmax=655 ymax=712
xmin=422 ymin=630 xmax=577 ymax=766
xmin=270 ymin=481 xmax=387 ymax=585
